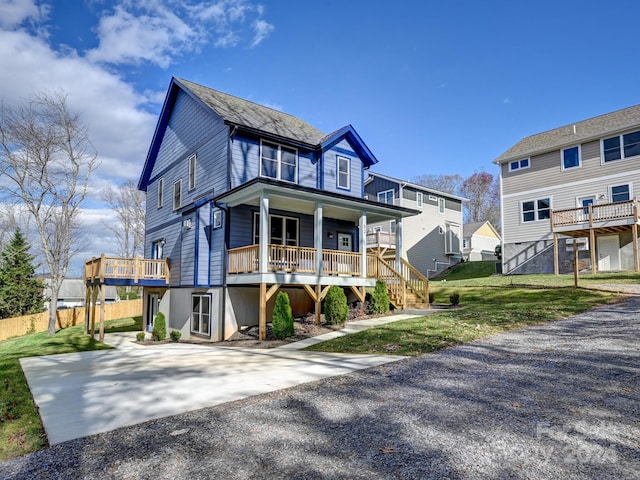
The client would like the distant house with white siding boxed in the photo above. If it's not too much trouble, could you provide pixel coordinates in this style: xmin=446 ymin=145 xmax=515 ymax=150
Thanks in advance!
xmin=364 ymin=172 xmax=466 ymax=278
xmin=462 ymin=221 xmax=500 ymax=261
xmin=495 ymin=104 xmax=640 ymax=275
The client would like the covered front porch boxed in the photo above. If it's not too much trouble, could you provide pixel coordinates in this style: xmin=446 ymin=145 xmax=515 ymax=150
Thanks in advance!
xmin=216 ymin=178 xmax=427 ymax=339
xmin=551 ymin=199 xmax=640 ymax=274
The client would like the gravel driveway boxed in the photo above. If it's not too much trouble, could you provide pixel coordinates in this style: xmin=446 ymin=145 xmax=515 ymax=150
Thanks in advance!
xmin=2 ymin=297 xmax=639 ymax=479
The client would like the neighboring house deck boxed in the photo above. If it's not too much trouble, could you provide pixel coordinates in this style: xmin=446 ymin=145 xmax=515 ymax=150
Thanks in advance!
xmin=496 ymin=104 xmax=640 ymax=275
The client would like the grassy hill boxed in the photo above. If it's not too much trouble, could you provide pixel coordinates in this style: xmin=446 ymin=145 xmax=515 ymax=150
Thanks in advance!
xmin=432 ymin=260 xmax=497 ymax=281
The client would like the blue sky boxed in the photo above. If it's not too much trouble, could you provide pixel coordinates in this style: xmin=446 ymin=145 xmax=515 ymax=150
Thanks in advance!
xmin=0 ymin=0 xmax=638 ymax=273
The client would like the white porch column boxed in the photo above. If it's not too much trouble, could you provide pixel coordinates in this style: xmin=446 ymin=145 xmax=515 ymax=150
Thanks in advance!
xmin=259 ymin=192 xmax=269 ymax=273
xmin=314 ymin=202 xmax=323 ymax=275
xmin=395 ymin=216 xmax=403 ymax=271
xmin=359 ymin=211 xmax=367 ymax=278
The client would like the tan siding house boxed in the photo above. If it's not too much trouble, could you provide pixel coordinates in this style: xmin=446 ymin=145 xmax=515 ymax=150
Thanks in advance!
xmin=496 ymin=104 xmax=640 ymax=274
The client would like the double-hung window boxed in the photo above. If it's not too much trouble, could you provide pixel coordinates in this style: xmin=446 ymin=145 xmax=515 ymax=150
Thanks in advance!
xmin=261 ymin=141 xmax=297 ymax=182
xmin=521 ymin=198 xmax=551 ymax=222
xmin=157 ymin=178 xmax=164 ymax=208
xmin=602 ymin=130 xmax=640 ymax=162
xmin=188 ymin=154 xmax=196 ymax=190
xmin=562 ymin=146 xmax=580 ymax=169
xmin=378 ymin=189 xmax=394 ymax=204
xmin=438 ymin=198 xmax=445 ymax=214
xmin=416 ymin=192 xmax=423 ymax=208
xmin=337 ymin=156 xmax=350 ymax=190
xmin=509 ymin=158 xmax=530 ymax=172
xmin=173 ymin=180 xmax=182 ymax=211
xmin=610 ymin=184 xmax=630 ymax=203
xmin=191 ymin=294 xmax=210 ymax=336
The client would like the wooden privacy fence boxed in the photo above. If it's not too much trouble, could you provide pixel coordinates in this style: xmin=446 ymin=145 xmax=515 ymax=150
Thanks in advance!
xmin=0 ymin=299 xmax=143 ymax=342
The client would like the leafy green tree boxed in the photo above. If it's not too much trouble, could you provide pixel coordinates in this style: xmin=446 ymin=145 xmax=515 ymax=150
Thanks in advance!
xmin=0 ymin=229 xmax=44 ymax=318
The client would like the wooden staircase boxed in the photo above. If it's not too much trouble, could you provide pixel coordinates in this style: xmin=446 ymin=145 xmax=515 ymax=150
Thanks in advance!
xmin=371 ymin=255 xmax=430 ymax=310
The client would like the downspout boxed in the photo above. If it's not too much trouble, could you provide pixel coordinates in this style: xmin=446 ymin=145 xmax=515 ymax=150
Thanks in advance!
xmin=214 ymin=200 xmax=230 ymax=341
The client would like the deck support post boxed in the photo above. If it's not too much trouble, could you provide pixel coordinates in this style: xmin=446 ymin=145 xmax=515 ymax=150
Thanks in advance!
xmin=99 ymin=284 xmax=106 ymax=342
xmin=573 ymin=240 xmax=579 ymax=288
xmin=633 ymin=223 xmax=639 ymax=272
xmin=590 ymin=230 xmax=597 ymax=274
xmin=259 ymin=282 xmax=266 ymax=340
xmin=84 ymin=284 xmax=91 ymax=335
xmin=553 ymin=233 xmax=559 ymax=275
xmin=315 ymin=284 xmax=321 ymax=324
xmin=90 ymin=285 xmax=98 ymax=339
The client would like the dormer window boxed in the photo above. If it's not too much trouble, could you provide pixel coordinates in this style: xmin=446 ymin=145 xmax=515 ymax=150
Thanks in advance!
xmin=337 ymin=156 xmax=350 ymax=190
xmin=260 ymin=140 xmax=297 ymax=183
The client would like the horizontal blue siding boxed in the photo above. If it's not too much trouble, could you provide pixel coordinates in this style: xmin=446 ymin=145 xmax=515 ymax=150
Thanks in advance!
xmin=323 ymin=139 xmax=364 ymax=198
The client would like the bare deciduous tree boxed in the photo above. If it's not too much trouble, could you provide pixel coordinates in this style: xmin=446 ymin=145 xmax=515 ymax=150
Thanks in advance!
xmin=0 ymin=91 xmax=98 ymax=335
xmin=413 ymin=173 xmax=463 ymax=196
xmin=103 ymin=179 xmax=146 ymax=258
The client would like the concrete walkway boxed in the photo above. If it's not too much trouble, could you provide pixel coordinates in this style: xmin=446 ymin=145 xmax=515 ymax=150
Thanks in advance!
xmin=20 ymin=314 xmax=419 ymax=445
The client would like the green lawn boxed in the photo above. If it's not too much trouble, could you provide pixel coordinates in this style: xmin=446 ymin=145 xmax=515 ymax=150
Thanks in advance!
xmin=304 ymin=285 xmax=617 ymax=356
xmin=0 ymin=316 xmax=141 ymax=461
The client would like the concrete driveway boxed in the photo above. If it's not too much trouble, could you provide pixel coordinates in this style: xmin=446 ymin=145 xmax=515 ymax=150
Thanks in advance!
xmin=20 ymin=315 xmax=417 ymax=445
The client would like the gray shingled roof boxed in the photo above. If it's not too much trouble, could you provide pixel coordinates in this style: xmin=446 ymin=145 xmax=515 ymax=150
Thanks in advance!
xmin=177 ymin=78 xmax=327 ymax=146
xmin=494 ymin=104 xmax=640 ymax=164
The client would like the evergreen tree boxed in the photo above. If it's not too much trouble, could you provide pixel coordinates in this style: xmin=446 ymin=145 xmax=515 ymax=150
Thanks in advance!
xmin=0 ymin=229 xmax=44 ymax=318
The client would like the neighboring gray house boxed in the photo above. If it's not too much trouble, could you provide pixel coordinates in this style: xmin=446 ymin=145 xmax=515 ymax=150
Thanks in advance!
xmin=364 ymin=172 xmax=466 ymax=278
xmin=44 ymin=279 xmax=119 ymax=310
xmin=114 ymin=77 xmax=430 ymax=342
xmin=495 ymin=104 xmax=640 ymax=275
xmin=462 ymin=221 xmax=501 ymax=261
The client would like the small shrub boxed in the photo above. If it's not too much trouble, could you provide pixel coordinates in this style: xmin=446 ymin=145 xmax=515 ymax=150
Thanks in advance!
xmin=136 ymin=332 xmax=146 ymax=342
xmin=428 ymin=292 xmax=435 ymax=304
xmin=450 ymin=291 xmax=460 ymax=306
xmin=170 ymin=329 xmax=182 ymax=342
xmin=152 ymin=312 xmax=167 ymax=341
xmin=272 ymin=291 xmax=294 ymax=339
xmin=324 ymin=286 xmax=348 ymax=325
xmin=369 ymin=280 xmax=390 ymax=314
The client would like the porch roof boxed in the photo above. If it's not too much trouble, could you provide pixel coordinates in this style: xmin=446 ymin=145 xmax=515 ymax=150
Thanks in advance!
xmin=214 ymin=177 xmax=420 ymax=223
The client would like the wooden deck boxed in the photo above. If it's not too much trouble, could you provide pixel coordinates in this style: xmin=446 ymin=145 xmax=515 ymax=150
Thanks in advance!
xmin=551 ymin=199 xmax=640 ymax=234
xmin=84 ymin=254 xmax=170 ymax=286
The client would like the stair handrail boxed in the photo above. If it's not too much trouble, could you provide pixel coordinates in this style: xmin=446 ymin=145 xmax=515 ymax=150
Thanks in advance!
xmin=400 ymin=258 xmax=430 ymax=303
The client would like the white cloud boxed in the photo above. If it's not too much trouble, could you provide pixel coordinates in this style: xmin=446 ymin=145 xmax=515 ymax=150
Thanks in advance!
xmin=87 ymin=0 xmax=275 ymax=67
xmin=0 ymin=0 xmax=48 ymax=29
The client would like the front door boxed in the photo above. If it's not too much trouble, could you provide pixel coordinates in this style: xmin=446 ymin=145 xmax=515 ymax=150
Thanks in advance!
xmin=147 ymin=294 xmax=159 ymax=331
xmin=338 ymin=233 xmax=352 ymax=251
xmin=597 ymin=235 xmax=620 ymax=271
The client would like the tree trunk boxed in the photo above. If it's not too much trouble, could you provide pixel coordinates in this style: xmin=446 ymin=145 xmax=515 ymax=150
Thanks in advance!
xmin=48 ymin=289 xmax=58 ymax=335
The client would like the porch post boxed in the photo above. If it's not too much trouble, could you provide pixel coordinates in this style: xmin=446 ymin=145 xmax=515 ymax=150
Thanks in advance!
xmin=99 ymin=284 xmax=106 ymax=342
xmin=259 ymin=282 xmax=266 ymax=340
xmin=590 ymin=229 xmax=597 ymax=274
xmin=633 ymin=223 xmax=639 ymax=272
xmin=259 ymin=192 xmax=269 ymax=273
xmin=395 ymin=217 xmax=403 ymax=272
xmin=314 ymin=202 xmax=323 ymax=275
xmin=359 ymin=211 xmax=367 ymax=278
xmin=84 ymin=283 xmax=91 ymax=335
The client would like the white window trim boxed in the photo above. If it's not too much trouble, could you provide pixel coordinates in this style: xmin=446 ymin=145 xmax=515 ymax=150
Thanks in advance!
xmin=438 ymin=197 xmax=445 ymax=214
xmin=428 ymin=194 xmax=437 ymax=202
xmin=259 ymin=140 xmax=298 ymax=183
xmin=390 ymin=219 xmax=396 ymax=234
xmin=191 ymin=293 xmax=211 ymax=336
xmin=609 ymin=183 xmax=632 ymax=203
xmin=520 ymin=197 xmax=552 ymax=223
xmin=213 ymin=210 xmax=222 ymax=229
xmin=173 ymin=179 xmax=182 ymax=211
xmin=508 ymin=158 xmax=530 ymax=172
xmin=416 ymin=192 xmax=423 ymax=208
xmin=561 ymin=145 xmax=581 ymax=170
xmin=601 ymin=130 xmax=640 ymax=164
xmin=188 ymin=154 xmax=197 ymax=190
xmin=252 ymin=212 xmax=299 ymax=246
xmin=337 ymin=156 xmax=350 ymax=190
xmin=377 ymin=189 xmax=395 ymax=205
xmin=157 ymin=178 xmax=164 ymax=208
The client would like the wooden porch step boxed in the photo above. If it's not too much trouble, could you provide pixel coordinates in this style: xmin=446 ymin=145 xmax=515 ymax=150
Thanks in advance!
xmin=402 ymin=303 xmax=431 ymax=310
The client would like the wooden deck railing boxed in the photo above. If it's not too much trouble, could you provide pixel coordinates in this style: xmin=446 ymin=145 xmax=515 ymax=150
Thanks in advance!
xmin=551 ymin=200 xmax=639 ymax=229
xmin=366 ymin=231 xmax=396 ymax=248
xmin=84 ymin=255 xmax=170 ymax=284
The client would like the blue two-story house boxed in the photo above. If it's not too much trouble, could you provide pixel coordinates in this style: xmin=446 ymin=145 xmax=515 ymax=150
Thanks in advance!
xmin=123 ymin=78 xmax=428 ymax=341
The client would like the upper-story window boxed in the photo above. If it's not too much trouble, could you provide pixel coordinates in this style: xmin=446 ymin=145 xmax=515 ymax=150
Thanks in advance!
xmin=213 ymin=210 xmax=222 ymax=229
xmin=188 ymin=154 xmax=196 ymax=190
xmin=173 ymin=180 xmax=182 ymax=210
xmin=438 ymin=197 xmax=445 ymax=214
xmin=261 ymin=140 xmax=297 ymax=183
xmin=509 ymin=158 xmax=530 ymax=172
xmin=610 ymin=184 xmax=630 ymax=203
xmin=521 ymin=197 xmax=550 ymax=222
xmin=378 ymin=189 xmax=394 ymax=204
xmin=157 ymin=178 xmax=164 ymax=208
xmin=602 ymin=130 xmax=640 ymax=163
xmin=337 ymin=156 xmax=350 ymax=190
xmin=562 ymin=146 xmax=581 ymax=170
xmin=416 ymin=192 xmax=423 ymax=208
